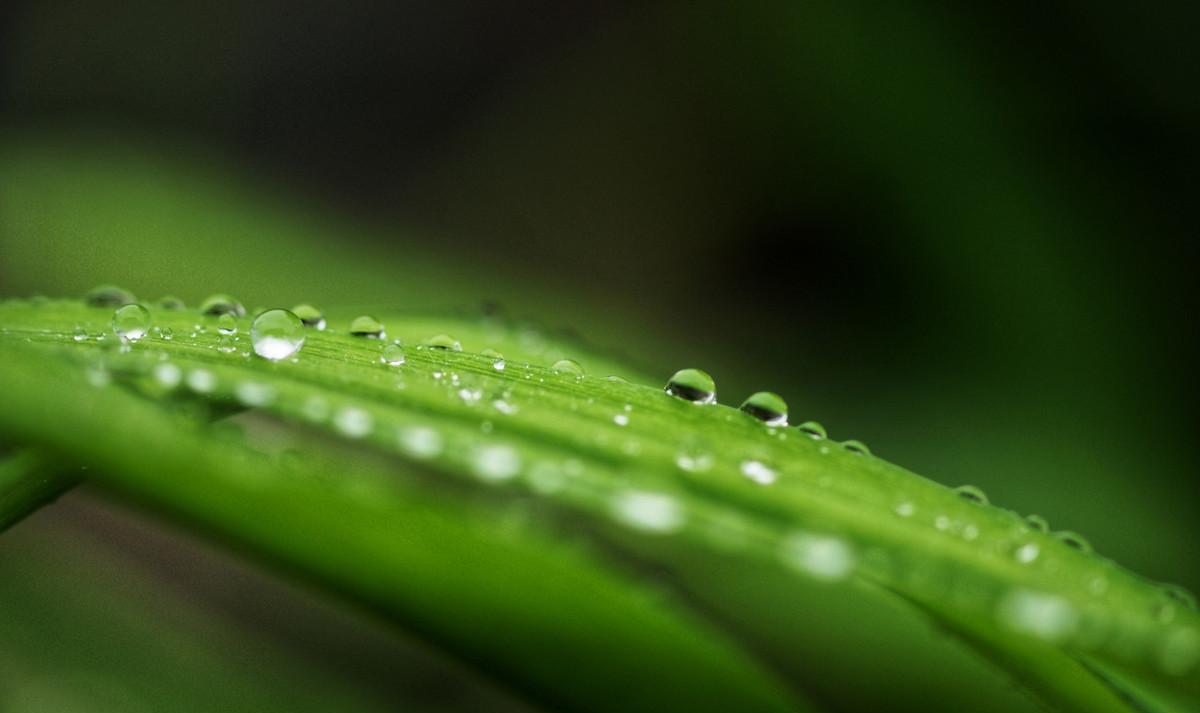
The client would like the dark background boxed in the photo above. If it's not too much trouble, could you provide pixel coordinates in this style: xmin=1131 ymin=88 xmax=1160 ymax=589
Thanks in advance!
xmin=1 ymin=2 xmax=1198 ymax=711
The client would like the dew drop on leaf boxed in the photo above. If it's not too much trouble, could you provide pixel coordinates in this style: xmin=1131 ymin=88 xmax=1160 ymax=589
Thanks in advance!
xmin=72 ymin=326 xmax=88 ymax=342
xmin=664 ymin=368 xmax=716 ymax=404
xmin=380 ymin=342 xmax=406 ymax=366
xmin=291 ymin=303 xmax=326 ymax=330
xmin=186 ymin=368 xmax=217 ymax=393
xmin=251 ymin=308 xmax=305 ymax=361
xmin=157 ymin=295 xmax=186 ymax=310
xmin=85 ymin=284 xmax=137 ymax=307
xmin=998 ymin=589 xmax=1079 ymax=643
xmin=1054 ymin=531 xmax=1093 ymax=553
xmin=954 ymin=484 xmax=989 ymax=505
xmin=425 ymin=334 xmax=461 ymax=350
xmin=739 ymin=392 xmax=788 ymax=426
xmin=200 ymin=293 xmax=246 ymax=317
xmin=739 ymin=459 xmax=777 ymax=485
xmin=779 ymin=533 xmax=855 ymax=581
xmin=551 ymin=358 xmax=585 ymax=377
xmin=471 ymin=444 xmax=522 ymax=482
xmin=234 ymin=381 xmax=275 ymax=407
xmin=112 ymin=303 xmax=151 ymax=342
xmin=612 ymin=491 xmax=685 ymax=534
xmin=841 ymin=439 xmax=871 ymax=456
xmin=217 ymin=313 xmax=238 ymax=335
xmin=796 ymin=420 xmax=827 ymax=439
xmin=349 ymin=315 xmax=386 ymax=339
xmin=397 ymin=426 xmax=444 ymax=459
xmin=1014 ymin=542 xmax=1040 ymax=564
xmin=153 ymin=362 xmax=182 ymax=389
xmin=1025 ymin=514 xmax=1050 ymax=532
xmin=333 ymin=406 xmax=373 ymax=438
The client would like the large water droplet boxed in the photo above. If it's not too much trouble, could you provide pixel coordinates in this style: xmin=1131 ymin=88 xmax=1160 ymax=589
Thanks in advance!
xmin=112 ymin=304 xmax=151 ymax=342
xmin=739 ymin=459 xmax=777 ymax=485
xmin=841 ymin=440 xmax=871 ymax=456
xmin=551 ymin=358 xmax=585 ymax=377
xmin=954 ymin=485 xmax=989 ymax=505
xmin=779 ymin=533 xmax=855 ymax=581
xmin=200 ymin=294 xmax=246 ymax=317
xmin=86 ymin=284 xmax=137 ymax=307
xmin=796 ymin=421 xmax=827 ymax=439
xmin=612 ymin=491 xmax=685 ymax=534
xmin=739 ymin=392 xmax=788 ymax=426
xmin=1054 ymin=531 xmax=1093 ymax=553
xmin=349 ymin=315 xmax=386 ymax=339
xmin=217 ymin=313 xmax=238 ymax=335
xmin=425 ymin=334 xmax=461 ymax=350
xmin=291 ymin=303 xmax=326 ymax=330
xmin=380 ymin=342 xmax=406 ymax=366
xmin=665 ymin=368 xmax=716 ymax=404
xmin=250 ymin=308 xmax=305 ymax=361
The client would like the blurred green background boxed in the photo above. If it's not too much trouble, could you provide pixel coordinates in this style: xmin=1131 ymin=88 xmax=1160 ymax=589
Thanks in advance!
xmin=2 ymin=1 xmax=1197 ymax=711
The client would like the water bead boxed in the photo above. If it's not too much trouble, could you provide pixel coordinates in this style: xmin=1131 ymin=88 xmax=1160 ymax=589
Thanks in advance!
xmin=664 ymin=368 xmax=716 ymax=404
xmin=739 ymin=391 xmax=788 ymax=426
xmin=333 ymin=406 xmax=373 ymax=438
xmin=217 ymin=313 xmax=238 ymax=335
xmin=796 ymin=421 xmax=827 ymax=439
xmin=250 ymin=308 xmax=306 ymax=361
xmin=349 ymin=315 xmax=386 ymax=339
xmin=200 ymin=293 xmax=246 ymax=317
xmin=86 ymin=284 xmax=136 ymax=307
xmin=1025 ymin=514 xmax=1050 ymax=532
xmin=551 ymin=358 xmax=585 ymax=377
xmin=841 ymin=440 xmax=871 ymax=456
xmin=739 ymin=460 xmax=777 ymax=485
xmin=157 ymin=295 xmax=186 ymax=310
xmin=291 ymin=303 xmax=326 ymax=330
xmin=112 ymin=304 xmax=151 ymax=342
xmin=1054 ymin=531 xmax=1093 ymax=553
xmin=779 ymin=533 xmax=855 ymax=581
xmin=380 ymin=342 xmax=406 ymax=366
xmin=612 ymin=491 xmax=685 ymax=534
xmin=425 ymin=334 xmax=462 ymax=350
xmin=954 ymin=485 xmax=989 ymax=505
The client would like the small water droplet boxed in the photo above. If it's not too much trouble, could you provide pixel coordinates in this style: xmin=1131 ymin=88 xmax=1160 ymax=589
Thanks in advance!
xmin=250 ymin=308 xmax=305 ymax=361
xmin=84 ymin=364 xmax=110 ymax=387
xmin=158 ymin=326 xmax=174 ymax=340
xmin=739 ymin=392 xmax=788 ymax=426
xmin=425 ymin=334 xmax=461 ymax=350
xmin=998 ymin=589 xmax=1079 ymax=642
xmin=612 ymin=491 xmax=684 ymax=534
xmin=675 ymin=448 xmax=714 ymax=472
xmin=217 ymin=313 xmax=238 ymax=335
xmin=796 ymin=421 xmax=827 ymax=439
xmin=613 ymin=413 xmax=629 ymax=426
xmin=1054 ymin=531 xmax=1093 ymax=553
xmin=86 ymin=285 xmax=137 ymax=306
xmin=894 ymin=501 xmax=916 ymax=517
xmin=186 ymin=368 xmax=216 ymax=393
xmin=1014 ymin=542 xmax=1040 ymax=564
xmin=348 ymin=315 xmax=385 ymax=339
xmin=779 ymin=533 xmax=855 ymax=581
xmin=551 ymin=358 xmax=584 ymax=377
xmin=954 ymin=485 xmax=989 ymax=505
xmin=397 ymin=426 xmax=444 ymax=459
xmin=216 ymin=334 xmax=237 ymax=353
xmin=380 ymin=342 xmax=406 ymax=366
xmin=333 ymin=406 xmax=373 ymax=438
xmin=234 ymin=381 xmax=275 ymax=407
xmin=291 ymin=303 xmax=326 ymax=330
xmin=1159 ymin=584 xmax=1198 ymax=612
xmin=665 ymin=368 xmax=716 ymax=404
xmin=739 ymin=460 xmax=777 ymax=485
xmin=1025 ymin=514 xmax=1049 ymax=532
xmin=153 ymin=362 xmax=181 ymax=388
xmin=112 ymin=304 xmax=151 ymax=342
xmin=199 ymin=294 xmax=245 ymax=317
xmin=471 ymin=444 xmax=521 ymax=482
xmin=72 ymin=326 xmax=88 ymax=342
xmin=157 ymin=295 xmax=185 ymax=310
xmin=842 ymin=440 xmax=871 ymax=456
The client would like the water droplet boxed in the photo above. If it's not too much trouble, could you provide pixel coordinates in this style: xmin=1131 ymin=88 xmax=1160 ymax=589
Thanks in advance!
xmin=796 ymin=421 xmax=827 ymax=439
xmin=349 ymin=315 xmax=386 ymax=339
xmin=153 ymin=362 xmax=181 ymax=388
xmin=842 ymin=440 xmax=871 ymax=456
xmin=112 ymin=304 xmax=151 ymax=342
xmin=998 ymin=589 xmax=1079 ymax=642
xmin=397 ymin=426 xmax=444 ymax=459
xmin=84 ymin=364 xmax=110 ymax=387
xmin=72 ymin=326 xmax=88 ymax=342
xmin=739 ymin=392 xmax=788 ymax=426
xmin=479 ymin=349 xmax=506 ymax=370
xmin=291 ymin=303 xmax=326 ymax=330
xmin=1025 ymin=514 xmax=1050 ymax=532
xmin=157 ymin=295 xmax=185 ymax=310
xmin=612 ymin=491 xmax=684 ymax=534
xmin=779 ymin=533 xmax=855 ymax=581
xmin=186 ymin=368 xmax=216 ymax=393
xmin=333 ymin=406 xmax=373 ymax=438
xmin=425 ymin=334 xmax=461 ymax=350
xmin=664 ymin=368 xmax=716 ymax=404
xmin=739 ymin=460 xmax=777 ymax=485
xmin=1159 ymin=584 xmax=1198 ymax=611
xmin=199 ymin=294 xmax=245 ymax=317
xmin=217 ymin=313 xmax=238 ymax=335
xmin=301 ymin=395 xmax=329 ymax=422
xmin=250 ymin=308 xmax=305 ymax=361
xmin=158 ymin=326 xmax=174 ymax=340
xmin=613 ymin=413 xmax=629 ymax=426
xmin=894 ymin=501 xmax=916 ymax=517
xmin=216 ymin=335 xmax=237 ymax=353
xmin=470 ymin=444 xmax=521 ymax=482
xmin=380 ymin=342 xmax=406 ymax=366
xmin=954 ymin=485 xmax=989 ymax=505
xmin=85 ymin=285 xmax=137 ymax=306
xmin=1014 ymin=542 xmax=1040 ymax=564
xmin=1054 ymin=531 xmax=1093 ymax=553
xmin=675 ymin=448 xmax=714 ymax=472
xmin=234 ymin=381 xmax=275 ymax=407
xmin=552 ymin=359 xmax=584 ymax=377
